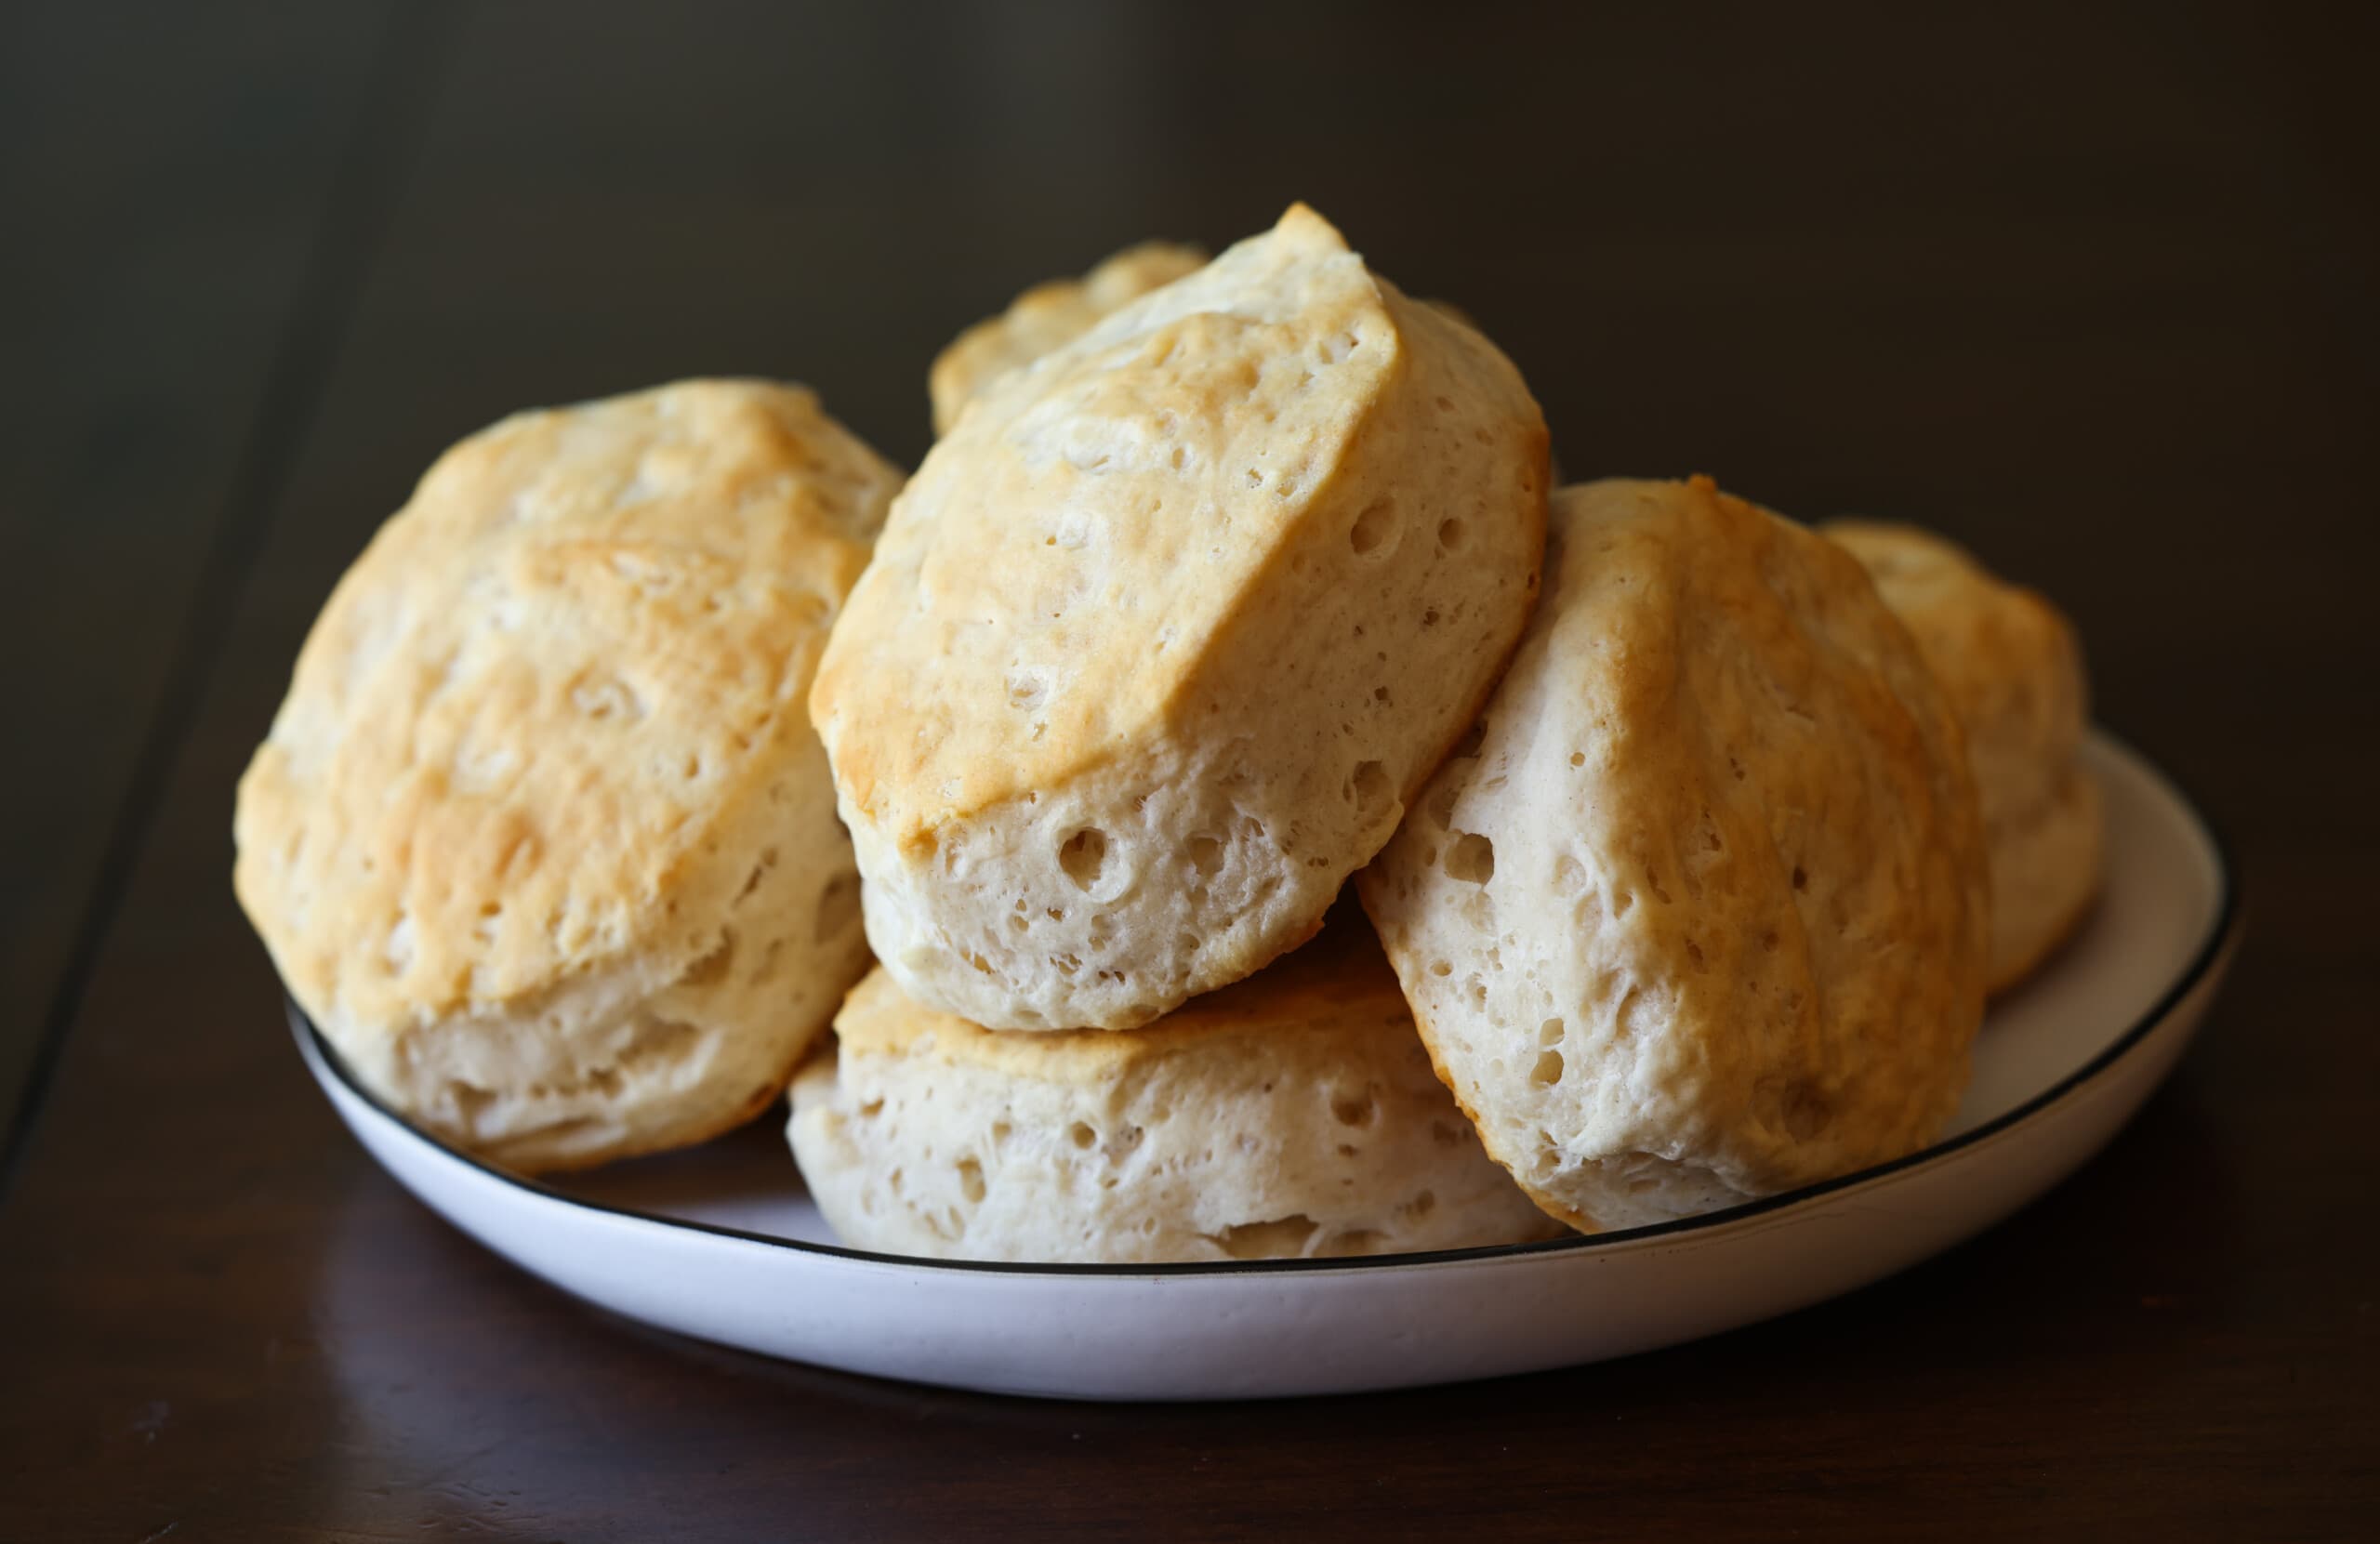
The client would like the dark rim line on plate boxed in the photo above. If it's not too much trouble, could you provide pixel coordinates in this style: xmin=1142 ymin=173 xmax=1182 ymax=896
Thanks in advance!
xmin=294 ymin=732 xmax=2241 ymax=1279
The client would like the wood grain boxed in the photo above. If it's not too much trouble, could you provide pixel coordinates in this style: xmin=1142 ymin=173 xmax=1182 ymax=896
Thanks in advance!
xmin=0 ymin=0 xmax=407 ymax=1164
xmin=0 ymin=3 xmax=2373 ymax=1537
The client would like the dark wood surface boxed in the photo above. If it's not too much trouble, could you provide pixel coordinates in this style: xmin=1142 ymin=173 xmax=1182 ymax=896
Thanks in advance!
xmin=4 ymin=3 xmax=2373 ymax=1537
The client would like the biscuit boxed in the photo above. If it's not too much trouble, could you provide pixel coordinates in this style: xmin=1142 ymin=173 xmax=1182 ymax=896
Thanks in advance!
xmin=787 ymin=915 xmax=1567 ymax=1262
xmin=929 ymin=241 xmax=1209 ymax=435
xmin=235 ymin=380 xmax=904 ymax=1172
xmin=1825 ymin=520 xmax=2102 ymax=991
xmin=1358 ymin=479 xmax=1990 ymax=1233
xmin=813 ymin=204 xmax=1549 ymax=1032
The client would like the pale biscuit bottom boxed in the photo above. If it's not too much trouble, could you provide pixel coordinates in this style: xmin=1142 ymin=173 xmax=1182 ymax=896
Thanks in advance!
xmin=787 ymin=945 xmax=1566 ymax=1263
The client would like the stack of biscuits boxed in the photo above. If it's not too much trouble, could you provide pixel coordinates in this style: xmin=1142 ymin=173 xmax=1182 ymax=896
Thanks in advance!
xmin=235 ymin=205 xmax=2104 ymax=1261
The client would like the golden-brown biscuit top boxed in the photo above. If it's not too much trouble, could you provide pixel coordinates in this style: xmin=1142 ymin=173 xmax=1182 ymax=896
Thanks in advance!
xmin=813 ymin=204 xmax=1418 ymax=845
xmin=235 ymin=380 xmax=902 ymax=1035
xmin=929 ymin=241 xmax=1209 ymax=434
xmin=1824 ymin=519 xmax=2087 ymax=804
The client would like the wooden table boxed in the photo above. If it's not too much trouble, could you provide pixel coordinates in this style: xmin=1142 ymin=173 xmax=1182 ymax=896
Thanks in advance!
xmin=4 ymin=3 xmax=2373 ymax=1537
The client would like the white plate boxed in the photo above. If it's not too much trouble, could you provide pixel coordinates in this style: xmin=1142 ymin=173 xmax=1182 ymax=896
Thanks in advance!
xmin=298 ymin=733 xmax=2237 ymax=1402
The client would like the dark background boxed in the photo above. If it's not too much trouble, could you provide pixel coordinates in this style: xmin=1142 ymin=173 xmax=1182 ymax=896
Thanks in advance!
xmin=3 ymin=2 xmax=2373 ymax=1537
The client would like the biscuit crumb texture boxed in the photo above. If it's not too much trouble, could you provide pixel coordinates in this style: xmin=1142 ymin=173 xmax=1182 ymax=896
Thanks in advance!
xmin=813 ymin=204 xmax=1549 ymax=1031
xmin=1359 ymin=480 xmax=1990 ymax=1232
xmin=234 ymin=380 xmax=903 ymax=1171
xmin=1825 ymin=520 xmax=2102 ymax=990
xmin=930 ymin=241 xmax=1210 ymax=435
xmin=788 ymin=921 xmax=1566 ymax=1261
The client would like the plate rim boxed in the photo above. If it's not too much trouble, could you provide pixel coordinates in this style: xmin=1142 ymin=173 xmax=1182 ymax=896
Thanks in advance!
xmin=296 ymin=730 xmax=2240 ymax=1281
